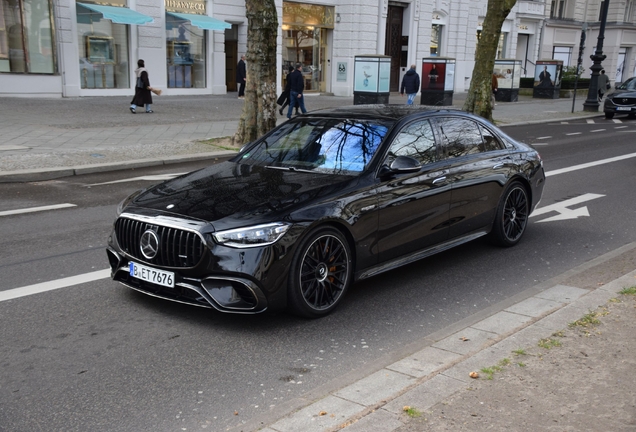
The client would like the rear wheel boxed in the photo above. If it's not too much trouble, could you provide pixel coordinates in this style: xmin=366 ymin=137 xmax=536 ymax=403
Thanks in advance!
xmin=605 ymin=111 xmax=614 ymax=119
xmin=489 ymin=181 xmax=529 ymax=247
xmin=287 ymin=227 xmax=352 ymax=318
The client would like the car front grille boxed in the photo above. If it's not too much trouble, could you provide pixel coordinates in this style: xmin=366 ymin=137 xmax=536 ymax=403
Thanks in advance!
xmin=612 ymin=97 xmax=636 ymax=106
xmin=115 ymin=217 xmax=206 ymax=268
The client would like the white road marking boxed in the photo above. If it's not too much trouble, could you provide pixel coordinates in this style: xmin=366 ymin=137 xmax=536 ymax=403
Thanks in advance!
xmin=565 ymin=132 xmax=582 ymax=135
xmin=531 ymin=193 xmax=605 ymax=223
xmin=612 ymin=119 xmax=623 ymax=123
xmin=615 ymin=126 xmax=628 ymax=129
xmin=586 ymin=119 xmax=595 ymax=124
xmin=560 ymin=121 xmax=569 ymax=124
xmin=532 ymin=143 xmax=549 ymax=146
xmin=0 ymin=269 xmax=111 ymax=302
xmin=618 ymin=130 xmax=636 ymax=132
xmin=537 ymin=136 xmax=552 ymax=139
xmin=590 ymin=129 xmax=605 ymax=132
xmin=87 ymin=173 xmax=188 ymax=186
xmin=0 ymin=203 xmax=76 ymax=217
xmin=546 ymin=152 xmax=636 ymax=177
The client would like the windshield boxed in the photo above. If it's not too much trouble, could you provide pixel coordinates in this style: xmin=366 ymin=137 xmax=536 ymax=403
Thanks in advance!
xmin=239 ymin=118 xmax=391 ymax=174
xmin=616 ymin=77 xmax=636 ymax=91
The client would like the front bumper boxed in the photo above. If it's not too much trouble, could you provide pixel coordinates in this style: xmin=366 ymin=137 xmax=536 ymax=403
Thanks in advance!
xmin=107 ymin=247 xmax=269 ymax=313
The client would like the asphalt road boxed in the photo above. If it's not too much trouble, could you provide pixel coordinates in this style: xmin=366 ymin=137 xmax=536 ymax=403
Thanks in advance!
xmin=1 ymin=118 xmax=635 ymax=432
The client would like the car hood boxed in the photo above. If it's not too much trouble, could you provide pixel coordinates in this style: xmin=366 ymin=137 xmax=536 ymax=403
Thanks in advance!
xmin=607 ymin=89 xmax=636 ymax=99
xmin=127 ymin=161 xmax=355 ymax=230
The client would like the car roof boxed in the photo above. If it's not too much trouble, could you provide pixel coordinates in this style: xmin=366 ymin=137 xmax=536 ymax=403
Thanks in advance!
xmin=303 ymin=104 xmax=471 ymax=121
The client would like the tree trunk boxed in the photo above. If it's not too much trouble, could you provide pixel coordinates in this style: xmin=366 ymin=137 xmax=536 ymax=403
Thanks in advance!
xmin=233 ymin=0 xmax=278 ymax=146
xmin=462 ymin=0 xmax=517 ymax=122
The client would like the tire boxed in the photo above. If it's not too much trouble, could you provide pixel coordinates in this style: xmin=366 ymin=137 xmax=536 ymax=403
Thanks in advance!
xmin=287 ymin=226 xmax=353 ymax=318
xmin=489 ymin=181 xmax=529 ymax=247
xmin=605 ymin=111 xmax=614 ymax=119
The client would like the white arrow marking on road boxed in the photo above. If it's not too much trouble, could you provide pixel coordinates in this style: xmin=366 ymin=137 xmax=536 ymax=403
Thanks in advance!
xmin=87 ymin=173 xmax=188 ymax=186
xmin=530 ymin=193 xmax=605 ymax=223
xmin=0 ymin=203 xmax=76 ymax=217
xmin=0 ymin=269 xmax=110 ymax=302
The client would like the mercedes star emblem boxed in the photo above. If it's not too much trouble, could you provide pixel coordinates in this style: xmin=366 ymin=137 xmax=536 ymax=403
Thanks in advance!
xmin=140 ymin=229 xmax=159 ymax=259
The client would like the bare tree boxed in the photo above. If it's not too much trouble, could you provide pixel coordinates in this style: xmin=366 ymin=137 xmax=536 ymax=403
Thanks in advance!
xmin=462 ymin=0 xmax=517 ymax=121
xmin=233 ymin=0 xmax=278 ymax=146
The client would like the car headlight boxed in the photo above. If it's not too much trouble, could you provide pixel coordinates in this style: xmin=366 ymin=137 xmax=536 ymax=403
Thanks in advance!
xmin=213 ymin=222 xmax=291 ymax=248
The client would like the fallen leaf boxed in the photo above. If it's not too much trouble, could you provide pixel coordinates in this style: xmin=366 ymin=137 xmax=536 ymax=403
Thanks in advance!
xmin=234 ymin=411 xmax=239 ymax=416
xmin=319 ymin=411 xmax=327 ymax=416
xmin=469 ymin=371 xmax=479 ymax=379
xmin=460 ymin=336 xmax=469 ymax=341
xmin=402 ymin=406 xmax=411 ymax=412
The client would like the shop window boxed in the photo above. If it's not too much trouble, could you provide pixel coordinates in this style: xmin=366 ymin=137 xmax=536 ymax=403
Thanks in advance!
xmin=497 ymin=33 xmax=507 ymax=59
xmin=76 ymin=4 xmax=129 ymax=89
xmin=0 ymin=0 xmax=55 ymax=74
xmin=166 ymin=15 xmax=206 ymax=88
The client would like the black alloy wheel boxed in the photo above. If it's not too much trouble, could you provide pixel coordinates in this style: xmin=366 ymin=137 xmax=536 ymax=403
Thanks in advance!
xmin=288 ymin=227 xmax=352 ymax=318
xmin=489 ymin=181 xmax=529 ymax=247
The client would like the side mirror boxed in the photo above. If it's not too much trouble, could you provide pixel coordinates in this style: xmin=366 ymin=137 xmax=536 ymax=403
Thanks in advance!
xmin=379 ymin=155 xmax=422 ymax=177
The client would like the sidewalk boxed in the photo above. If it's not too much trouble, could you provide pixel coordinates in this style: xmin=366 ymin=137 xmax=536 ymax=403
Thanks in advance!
xmin=2 ymin=92 xmax=634 ymax=432
xmin=0 ymin=92 xmax=600 ymax=182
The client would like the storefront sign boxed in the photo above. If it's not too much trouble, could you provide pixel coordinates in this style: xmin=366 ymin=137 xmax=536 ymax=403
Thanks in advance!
xmin=283 ymin=2 xmax=335 ymax=29
xmin=337 ymin=62 xmax=347 ymax=82
xmin=165 ymin=0 xmax=206 ymax=14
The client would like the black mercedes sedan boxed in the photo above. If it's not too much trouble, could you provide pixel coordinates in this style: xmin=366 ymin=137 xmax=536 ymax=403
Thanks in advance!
xmin=604 ymin=76 xmax=636 ymax=119
xmin=107 ymin=106 xmax=545 ymax=318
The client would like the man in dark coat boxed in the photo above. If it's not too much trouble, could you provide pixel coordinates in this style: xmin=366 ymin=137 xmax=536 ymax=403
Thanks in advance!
xmin=277 ymin=65 xmax=298 ymax=116
xmin=400 ymin=64 xmax=420 ymax=105
xmin=287 ymin=63 xmax=307 ymax=119
xmin=236 ymin=55 xmax=246 ymax=99
xmin=130 ymin=59 xmax=153 ymax=113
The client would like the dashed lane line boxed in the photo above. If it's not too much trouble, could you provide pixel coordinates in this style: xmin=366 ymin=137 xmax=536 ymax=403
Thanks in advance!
xmin=0 ymin=203 xmax=76 ymax=217
xmin=590 ymin=129 xmax=606 ymax=132
xmin=546 ymin=151 xmax=636 ymax=177
xmin=0 ymin=269 xmax=111 ymax=302
xmin=565 ymin=132 xmax=582 ymax=135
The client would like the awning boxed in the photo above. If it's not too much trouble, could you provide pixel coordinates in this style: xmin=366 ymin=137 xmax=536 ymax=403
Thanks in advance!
xmin=77 ymin=3 xmax=154 ymax=25
xmin=166 ymin=12 xmax=231 ymax=31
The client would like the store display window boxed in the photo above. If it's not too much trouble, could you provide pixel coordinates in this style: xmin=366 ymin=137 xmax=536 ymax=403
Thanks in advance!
xmin=0 ymin=0 xmax=55 ymax=74
xmin=166 ymin=15 xmax=206 ymax=88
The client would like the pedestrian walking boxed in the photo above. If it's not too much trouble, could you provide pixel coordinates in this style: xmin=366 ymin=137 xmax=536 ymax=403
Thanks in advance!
xmin=287 ymin=63 xmax=307 ymax=119
xmin=492 ymin=73 xmax=498 ymax=109
xmin=400 ymin=64 xmax=420 ymax=105
xmin=236 ymin=55 xmax=246 ymax=99
xmin=277 ymin=66 xmax=298 ymax=116
xmin=597 ymin=69 xmax=610 ymax=102
xmin=130 ymin=59 xmax=155 ymax=114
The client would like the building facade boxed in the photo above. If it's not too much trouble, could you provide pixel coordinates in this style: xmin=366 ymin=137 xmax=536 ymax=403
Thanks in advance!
xmin=1 ymin=0 xmax=634 ymax=98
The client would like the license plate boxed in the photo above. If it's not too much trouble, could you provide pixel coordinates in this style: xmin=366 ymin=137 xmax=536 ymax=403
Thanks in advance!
xmin=616 ymin=107 xmax=632 ymax=111
xmin=129 ymin=261 xmax=174 ymax=288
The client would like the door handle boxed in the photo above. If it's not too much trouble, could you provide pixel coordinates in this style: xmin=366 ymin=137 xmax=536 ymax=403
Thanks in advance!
xmin=492 ymin=163 xmax=504 ymax=169
xmin=432 ymin=176 xmax=447 ymax=185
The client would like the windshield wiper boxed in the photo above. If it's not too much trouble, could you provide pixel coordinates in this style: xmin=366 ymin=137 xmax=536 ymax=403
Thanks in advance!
xmin=264 ymin=165 xmax=317 ymax=174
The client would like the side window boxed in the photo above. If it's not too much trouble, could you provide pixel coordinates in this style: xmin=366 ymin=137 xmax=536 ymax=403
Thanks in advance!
xmin=437 ymin=117 xmax=484 ymax=158
xmin=386 ymin=120 xmax=437 ymax=165
xmin=479 ymin=124 xmax=504 ymax=151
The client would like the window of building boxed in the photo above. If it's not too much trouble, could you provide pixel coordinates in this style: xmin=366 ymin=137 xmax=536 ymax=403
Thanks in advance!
xmin=431 ymin=24 xmax=442 ymax=56
xmin=552 ymin=46 xmax=572 ymax=66
xmin=625 ymin=0 xmax=634 ymax=21
xmin=497 ymin=33 xmax=507 ymax=59
xmin=166 ymin=16 xmax=206 ymax=88
xmin=616 ymin=47 xmax=627 ymax=83
xmin=0 ymin=0 xmax=55 ymax=74
xmin=550 ymin=0 xmax=566 ymax=18
xmin=77 ymin=3 xmax=130 ymax=89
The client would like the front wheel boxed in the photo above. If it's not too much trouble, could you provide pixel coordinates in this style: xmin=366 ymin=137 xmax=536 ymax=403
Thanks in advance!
xmin=489 ymin=182 xmax=529 ymax=247
xmin=287 ymin=227 xmax=353 ymax=318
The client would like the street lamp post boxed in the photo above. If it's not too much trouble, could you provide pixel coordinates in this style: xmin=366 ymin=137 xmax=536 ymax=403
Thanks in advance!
xmin=583 ymin=0 xmax=610 ymax=111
